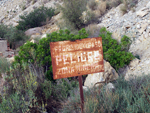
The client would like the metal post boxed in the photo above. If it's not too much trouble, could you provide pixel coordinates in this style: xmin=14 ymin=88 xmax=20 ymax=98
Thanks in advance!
xmin=78 ymin=76 xmax=84 ymax=113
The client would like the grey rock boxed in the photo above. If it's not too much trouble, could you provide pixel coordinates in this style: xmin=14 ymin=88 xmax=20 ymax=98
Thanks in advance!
xmin=136 ymin=24 xmax=141 ymax=29
xmin=25 ymin=27 xmax=42 ymax=36
xmin=146 ymin=1 xmax=150 ymax=7
xmin=84 ymin=60 xmax=118 ymax=88
xmin=129 ymin=58 xmax=140 ymax=69
xmin=83 ymin=86 xmax=89 ymax=92
xmin=136 ymin=10 xmax=148 ymax=17
xmin=138 ymin=23 xmax=148 ymax=34
xmin=105 ymin=83 xmax=115 ymax=93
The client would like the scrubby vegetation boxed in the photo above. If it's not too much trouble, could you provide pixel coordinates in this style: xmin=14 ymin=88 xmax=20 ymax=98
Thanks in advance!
xmin=57 ymin=0 xmax=138 ymax=33
xmin=0 ymin=25 xmax=137 ymax=112
xmin=16 ymin=6 xmax=55 ymax=31
xmin=58 ymin=0 xmax=88 ymax=30
xmin=0 ymin=27 xmax=137 ymax=112
xmin=61 ymin=75 xmax=150 ymax=113
xmin=0 ymin=61 xmax=78 ymax=112
xmin=0 ymin=0 xmax=144 ymax=112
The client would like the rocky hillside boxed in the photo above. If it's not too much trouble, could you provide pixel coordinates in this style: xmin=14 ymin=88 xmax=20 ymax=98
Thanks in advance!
xmin=97 ymin=0 xmax=150 ymax=79
xmin=0 ymin=0 xmax=150 ymax=79
xmin=0 ymin=0 xmax=150 ymax=112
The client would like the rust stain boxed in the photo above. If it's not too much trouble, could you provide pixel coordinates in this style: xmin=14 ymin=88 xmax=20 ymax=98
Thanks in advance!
xmin=50 ymin=37 xmax=104 ymax=79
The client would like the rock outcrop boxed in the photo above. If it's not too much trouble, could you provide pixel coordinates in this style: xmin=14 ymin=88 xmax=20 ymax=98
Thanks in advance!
xmin=84 ymin=60 xmax=118 ymax=88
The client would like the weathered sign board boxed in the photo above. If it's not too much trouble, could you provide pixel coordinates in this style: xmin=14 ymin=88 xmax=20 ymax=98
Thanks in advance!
xmin=50 ymin=37 xmax=104 ymax=79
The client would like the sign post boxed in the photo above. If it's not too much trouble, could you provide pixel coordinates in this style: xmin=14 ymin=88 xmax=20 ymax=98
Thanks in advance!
xmin=78 ymin=76 xmax=84 ymax=113
xmin=50 ymin=37 xmax=104 ymax=112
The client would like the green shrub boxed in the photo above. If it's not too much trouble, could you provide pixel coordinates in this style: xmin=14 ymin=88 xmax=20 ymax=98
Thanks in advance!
xmin=14 ymin=29 xmax=88 ymax=81
xmin=121 ymin=35 xmax=131 ymax=51
xmin=99 ymin=27 xmax=135 ymax=70
xmin=36 ymin=29 xmax=88 ymax=80
xmin=13 ymin=42 xmax=38 ymax=64
xmin=16 ymin=6 xmax=55 ymax=31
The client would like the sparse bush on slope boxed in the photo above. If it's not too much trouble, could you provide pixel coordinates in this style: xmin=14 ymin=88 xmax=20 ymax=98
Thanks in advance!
xmin=16 ymin=6 xmax=55 ymax=31
xmin=59 ymin=0 xmax=87 ymax=30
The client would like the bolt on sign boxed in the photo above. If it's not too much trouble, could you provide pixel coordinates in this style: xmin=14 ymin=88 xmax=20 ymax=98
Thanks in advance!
xmin=50 ymin=37 xmax=104 ymax=79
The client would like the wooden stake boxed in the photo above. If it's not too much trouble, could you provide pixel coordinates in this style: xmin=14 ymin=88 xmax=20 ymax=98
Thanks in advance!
xmin=78 ymin=76 xmax=84 ymax=113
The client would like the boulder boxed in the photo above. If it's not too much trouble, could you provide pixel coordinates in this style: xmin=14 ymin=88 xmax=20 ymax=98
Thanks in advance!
xmin=84 ymin=60 xmax=118 ymax=88
xmin=146 ymin=1 xmax=150 ymax=7
xmin=25 ymin=27 xmax=42 ymax=36
xmin=111 ymin=29 xmax=126 ymax=42
xmin=105 ymin=83 xmax=115 ymax=94
xmin=41 ymin=34 xmax=47 ymax=39
xmin=83 ymin=86 xmax=88 ymax=92
xmin=129 ymin=58 xmax=140 ymax=70
xmin=138 ymin=23 xmax=148 ymax=34
xmin=136 ymin=9 xmax=149 ymax=17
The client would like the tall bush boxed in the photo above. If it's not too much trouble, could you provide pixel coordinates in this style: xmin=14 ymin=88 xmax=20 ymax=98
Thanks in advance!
xmin=99 ymin=27 xmax=135 ymax=69
xmin=59 ymin=0 xmax=87 ymax=30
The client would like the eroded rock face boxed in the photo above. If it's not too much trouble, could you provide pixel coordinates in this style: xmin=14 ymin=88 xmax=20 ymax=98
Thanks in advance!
xmin=84 ymin=60 xmax=118 ymax=88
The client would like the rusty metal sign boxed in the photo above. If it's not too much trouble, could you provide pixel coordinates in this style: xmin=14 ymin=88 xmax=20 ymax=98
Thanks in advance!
xmin=50 ymin=37 xmax=104 ymax=79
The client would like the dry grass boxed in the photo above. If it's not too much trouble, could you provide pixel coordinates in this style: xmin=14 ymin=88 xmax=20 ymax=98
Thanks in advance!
xmin=120 ymin=4 xmax=128 ymax=15
xmin=120 ymin=0 xmax=138 ymax=14
xmin=87 ymin=0 xmax=107 ymax=18
xmin=85 ymin=24 xmax=101 ymax=37
xmin=97 ymin=1 xmax=107 ymax=15
xmin=88 ymin=0 xmax=97 ymax=10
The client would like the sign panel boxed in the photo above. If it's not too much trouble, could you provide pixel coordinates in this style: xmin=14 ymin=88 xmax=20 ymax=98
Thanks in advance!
xmin=50 ymin=37 xmax=104 ymax=79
